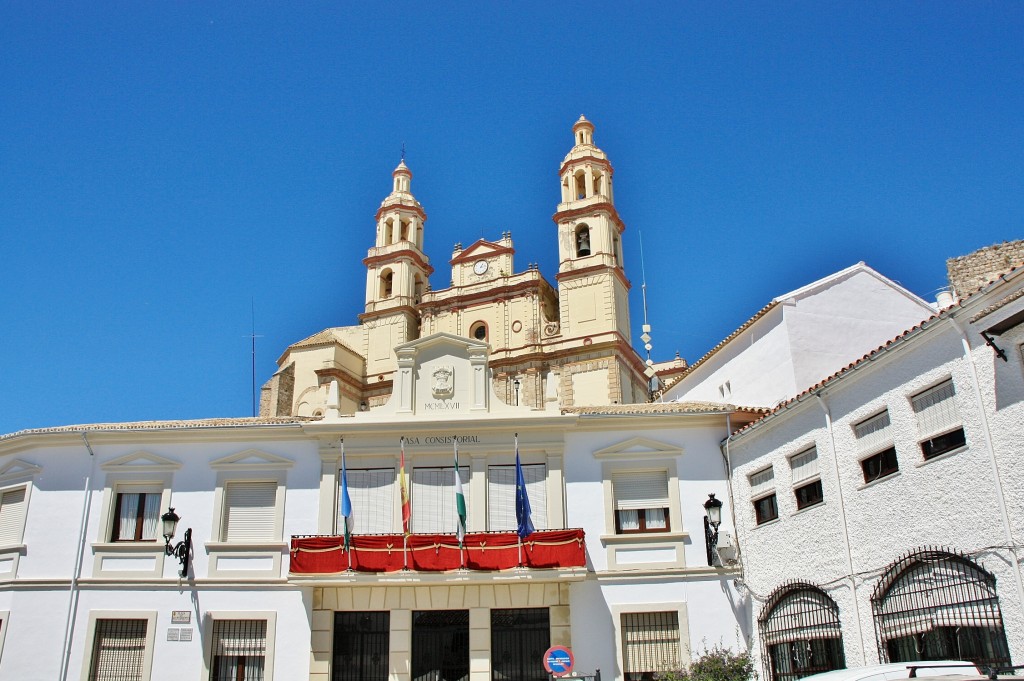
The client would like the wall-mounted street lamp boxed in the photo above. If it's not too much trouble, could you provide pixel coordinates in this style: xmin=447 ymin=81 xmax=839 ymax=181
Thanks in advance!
xmin=161 ymin=507 xmax=192 ymax=578
xmin=703 ymin=493 xmax=723 ymax=567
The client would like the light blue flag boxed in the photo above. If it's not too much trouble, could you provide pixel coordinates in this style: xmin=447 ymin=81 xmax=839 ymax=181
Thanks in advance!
xmin=340 ymin=443 xmax=353 ymax=550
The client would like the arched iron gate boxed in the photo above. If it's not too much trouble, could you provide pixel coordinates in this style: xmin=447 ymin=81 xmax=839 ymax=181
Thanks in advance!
xmin=758 ymin=582 xmax=846 ymax=681
xmin=870 ymin=547 xmax=1010 ymax=669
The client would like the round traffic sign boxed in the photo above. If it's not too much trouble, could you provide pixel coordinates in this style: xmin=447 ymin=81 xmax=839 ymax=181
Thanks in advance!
xmin=543 ymin=646 xmax=575 ymax=677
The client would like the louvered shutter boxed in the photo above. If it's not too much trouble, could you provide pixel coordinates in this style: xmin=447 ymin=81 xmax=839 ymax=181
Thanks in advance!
xmin=749 ymin=467 xmax=774 ymax=497
xmin=0 ymin=487 xmax=27 ymax=546
xmin=912 ymin=379 xmax=960 ymax=437
xmin=621 ymin=612 xmax=680 ymax=675
xmin=343 ymin=468 xmax=395 ymax=534
xmin=790 ymin=448 xmax=819 ymax=483
xmin=222 ymin=482 xmax=277 ymax=542
xmin=612 ymin=472 xmax=669 ymax=511
xmin=411 ymin=467 xmax=469 ymax=534
xmin=90 ymin=619 xmax=147 ymax=680
xmin=487 ymin=464 xmax=547 ymax=531
xmin=854 ymin=411 xmax=892 ymax=451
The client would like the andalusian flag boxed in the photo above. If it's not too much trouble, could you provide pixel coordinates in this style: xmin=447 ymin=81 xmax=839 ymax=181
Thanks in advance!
xmin=454 ymin=437 xmax=467 ymax=546
xmin=400 ymin=437 xmax=411 ymax=536
xmin=515 ymin=433 xmax=535 ymax=539
xmin=340 ymin=440 xmax=353 ymax=550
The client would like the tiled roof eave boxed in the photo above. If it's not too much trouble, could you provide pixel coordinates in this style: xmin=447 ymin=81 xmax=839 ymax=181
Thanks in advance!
xmin=728 ymin=260 xmax=1024 ymax=443
xmin=0 ymin=416 xmax=319 ymax=443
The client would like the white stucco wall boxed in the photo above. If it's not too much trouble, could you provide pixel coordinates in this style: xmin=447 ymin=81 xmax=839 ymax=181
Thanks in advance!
xmin=0 ymin=432 xmax=321 ymax=680
xmin=728 ymin=298 xmax=1024 ymax=673
xmin=564 ymin=418 xmax=751 ymax=679
xmin=667 ymin=265 xmax=936 ymax=409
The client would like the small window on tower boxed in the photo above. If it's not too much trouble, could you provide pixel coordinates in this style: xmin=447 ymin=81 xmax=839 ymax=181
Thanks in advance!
xmin=380 ymin=270 xmax=394 ymax=298
xmin=576 ymin=225 xmax=591 ymax=257
xmin=470 ymin=322 xmax=487 ymax=341
xmin=574 ymin=170 xmax=587 ymax=199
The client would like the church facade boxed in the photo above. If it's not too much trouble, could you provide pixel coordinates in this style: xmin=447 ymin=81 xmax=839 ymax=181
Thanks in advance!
xmin=0 ymin=118 xmax=756 ymax=681
xmin=261 ymin=116 xmax=650 ymax=418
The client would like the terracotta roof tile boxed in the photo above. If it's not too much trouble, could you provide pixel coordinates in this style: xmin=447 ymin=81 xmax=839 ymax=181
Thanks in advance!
xmin=659 ymin=302 xmax=779 ymax=395
xmin=1 ymin=416 xmax=318 ymax=442
xmin=562 ymin=401 xmax=769 ymax=416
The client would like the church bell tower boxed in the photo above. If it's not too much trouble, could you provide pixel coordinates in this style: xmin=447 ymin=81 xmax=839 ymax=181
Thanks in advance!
xmin=360 ymin=161 xmax=433 ymax=369
xmin=554 ymin=116 xmax=631 ymax=342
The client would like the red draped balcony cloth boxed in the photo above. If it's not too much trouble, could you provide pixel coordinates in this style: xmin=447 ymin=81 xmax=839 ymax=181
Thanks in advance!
xmin=289 ymin=529 xmax=586 ymax=575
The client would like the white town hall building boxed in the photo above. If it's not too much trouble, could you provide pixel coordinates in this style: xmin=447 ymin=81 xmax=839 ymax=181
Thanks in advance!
xmin=1 ymin=117 xmax=1022 ymax=681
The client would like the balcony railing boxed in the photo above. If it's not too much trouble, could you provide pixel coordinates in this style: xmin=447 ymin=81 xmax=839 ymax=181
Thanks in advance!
xmin=290 ymin=529 xmax=585 ymax=574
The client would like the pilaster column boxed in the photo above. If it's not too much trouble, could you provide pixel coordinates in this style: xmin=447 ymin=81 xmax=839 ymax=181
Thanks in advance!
xmin=396 ymin=347 xmax=416 ymax=413
xmin=468 ymin=346 xmax=488 ymax=411
xmin=469 ymin=607 xmax=491 ymax=681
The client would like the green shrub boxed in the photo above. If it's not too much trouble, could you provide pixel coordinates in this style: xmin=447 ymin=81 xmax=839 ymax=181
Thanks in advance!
xmin=656 ymin=643 xmax=756 ymax=681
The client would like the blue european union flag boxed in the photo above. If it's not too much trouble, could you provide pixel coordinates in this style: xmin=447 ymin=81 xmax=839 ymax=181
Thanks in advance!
xmin=515 ymin=442 xmax=534 ymax=539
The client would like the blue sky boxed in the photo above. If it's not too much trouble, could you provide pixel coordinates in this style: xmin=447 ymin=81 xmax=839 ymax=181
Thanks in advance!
xmin=1 ymin=3 xmax=1021 ymax=434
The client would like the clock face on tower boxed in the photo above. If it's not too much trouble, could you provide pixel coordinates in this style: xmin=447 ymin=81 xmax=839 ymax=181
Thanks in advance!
xmin=473 ymin=260 xmax=489 ymax=275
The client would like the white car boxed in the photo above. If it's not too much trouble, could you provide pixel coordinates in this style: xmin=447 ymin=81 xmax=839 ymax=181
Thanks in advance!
xmin=798 ymin=661 xmax=983 ymax=681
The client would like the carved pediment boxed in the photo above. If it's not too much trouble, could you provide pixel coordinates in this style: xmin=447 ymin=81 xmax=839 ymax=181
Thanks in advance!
xmin=0 ymin=459 xmax=42 ymax=483
xmin=450 ymin=239 xmax=513 ymax=264
xmin=210 ymin=449 xmax=294 ymax=470
xmin=100 ymin=451 xmax=182 ymax=472
xmin=592 ymin=437 xmax=683 ymax=460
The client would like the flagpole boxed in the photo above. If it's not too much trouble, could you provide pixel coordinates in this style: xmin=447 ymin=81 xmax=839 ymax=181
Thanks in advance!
xmin=454 ymin=435 xmax=465 ymax=570
xmin=341 ymin=438 xmax=352 ymax=572
xmin=516 ymin=434 xmax=522 ymax=568
xmin=401 ymin=436 xmax=409 ymax=571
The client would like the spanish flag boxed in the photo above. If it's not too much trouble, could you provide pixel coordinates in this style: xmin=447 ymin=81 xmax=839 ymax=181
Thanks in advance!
xmin=400 ymin=437 xmax=411 ymax=536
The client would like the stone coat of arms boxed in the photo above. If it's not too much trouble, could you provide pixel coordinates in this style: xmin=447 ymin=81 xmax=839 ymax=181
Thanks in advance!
xmin=431 ymin=366 xmax=455 ymax=398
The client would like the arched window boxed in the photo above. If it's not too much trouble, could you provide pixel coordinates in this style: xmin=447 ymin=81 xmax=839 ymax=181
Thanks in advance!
xmin=758 ymin=582 xmax=845 ymax=681
xmin=400 ymin=218 xmax=410 ymax=242
xmin=380 ymin=270 xmax=394 ymax=299
xmin=383 ymin=219 xmax=394 ymax=245
xmin=871 ymin=547 xmax=1011 ymax=669
xmin=594 ymin=170 xmax=605 ymax=197
xmin=575 ymin=224 xmax=591 ymax=257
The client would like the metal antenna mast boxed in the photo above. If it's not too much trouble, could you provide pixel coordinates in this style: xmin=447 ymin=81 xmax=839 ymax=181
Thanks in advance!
xmin=637 ymin=232 xmax=659 ymax=400
xmin=248 ymin=299 xmax=263 ymax=417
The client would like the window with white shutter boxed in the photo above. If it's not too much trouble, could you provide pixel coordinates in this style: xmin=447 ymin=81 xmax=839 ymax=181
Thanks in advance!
xmin=855 ymin=410 xmax=900 ymax=483
xmin=749 ymin=467 xmax=778 ymax=525
xmin=411 ymin=467 xmax=470 ymax=534
xmin=210 ymin=619 xmax=267 ymax=681
xmin=749 ymin=467 xmax=774 ymax=498
xmin=620 ymin=611 xmax=680 ymax=681
xmin=87 ymin=619 xmax=148 ymax=681
xmin=0 ymin=487 xmax=27 ymax=547
xmin=612 ymin=471 xmax=670 ymax=534
xmin=853 ymin=411 xmax=892 ymax=452
xmin=487 ymin=464 xmax=547 ymax=531
xmin=221 ymin=481 xmax=277 ymax=542
xmin=912 ymin=379 xmax=967 ymax=459
xmin=789 ymin=448 xmax=818 ymax=484
xmin=341 ymin=468 xmax=395 ymax=535
xmin=790 ymin=448 xmax=823 ymax=510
